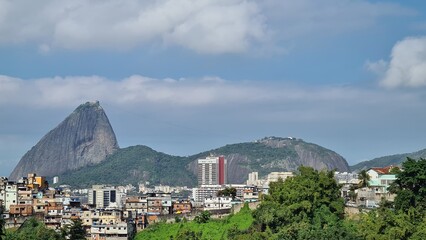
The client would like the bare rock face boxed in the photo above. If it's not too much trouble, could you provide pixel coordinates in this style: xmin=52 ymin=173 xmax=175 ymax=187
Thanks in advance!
xmin=9 ymin=101 xmax=119 ymax=180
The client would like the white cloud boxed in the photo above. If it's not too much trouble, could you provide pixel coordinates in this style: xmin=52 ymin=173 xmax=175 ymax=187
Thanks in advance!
xmin=2 ymin=74 xmax=426 ymax=176
xmin=0 ymin=0 xmax=268 ymax=54
xmin=372 ymin=36 xmax=426 ymax=88
xmin=365 ymin=59 xmax=388 ymax=76
xmin=0 ymin=0 xmax=411 ymax=54
xmin=0 ymin=74 xmax=418 ymax=113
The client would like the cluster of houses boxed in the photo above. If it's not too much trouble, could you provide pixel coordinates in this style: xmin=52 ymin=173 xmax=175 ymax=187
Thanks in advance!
xmin=335 ymin=166 xmax=398 ymax=208
xmin=0 ymin=164 xmax=399 ymax=239
xmin=0 ymin=170 xmax=291 ymax=239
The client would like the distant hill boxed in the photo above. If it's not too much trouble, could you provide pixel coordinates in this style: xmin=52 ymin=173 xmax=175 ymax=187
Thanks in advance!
xmin=59 ymin=145 xmax=196 ymax=188
xmin=186 ymin=137 xmax=349 ymax=184
xmin=350 ymin=148 xmax=426 ymax=172
xmin=59 ymin=137 xmax=349 ymax=188
xmin=9 ymin=101 xmax=119 ymax=180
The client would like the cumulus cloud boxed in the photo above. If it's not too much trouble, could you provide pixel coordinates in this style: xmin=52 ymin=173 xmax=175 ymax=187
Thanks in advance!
xmin=0 ymin=0 xmax=268 ymax=54
xmin=0 ymin=0 xmax=411 ymax=54
xmin=369 ymin=36 xmax=426 ymax=88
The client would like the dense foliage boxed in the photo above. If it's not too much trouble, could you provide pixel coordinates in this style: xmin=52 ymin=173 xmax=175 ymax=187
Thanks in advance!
xmin=390 ymin=158 xmax=426 ymax=212
xmin=68 ymin=219 xmax=86 ymax=240
xmin=60 ymin=145 xmax=197 ymax=187
xmin=246 ymin=166 xmax=357 ymax=239
xmin=355 ymin=158 xmax=426 ymax=239
xmin=136 ymin=204 xmax=253 ymax=240
xmin=4 ymin=218 xmax=62 ymax=240
xmin=194 ymin=211 xmax=211 ymax=224
xmin=3 ymin=218 xmax=90 ymax=240
xmin=217 ymin=187 xmax=237 ymax=199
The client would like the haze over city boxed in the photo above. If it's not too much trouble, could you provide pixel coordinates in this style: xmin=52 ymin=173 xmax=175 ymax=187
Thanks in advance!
xmin=2 ymin=0 xmax=426 ymax=176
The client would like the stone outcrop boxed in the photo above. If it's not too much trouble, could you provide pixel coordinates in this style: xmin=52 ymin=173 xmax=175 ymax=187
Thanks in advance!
xmin=9 ymin=101 xmax=119 ymax=180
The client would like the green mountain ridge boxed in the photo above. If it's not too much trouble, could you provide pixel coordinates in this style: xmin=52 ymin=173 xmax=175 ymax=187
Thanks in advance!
xmin=59 ymin=137 xmax=350 ymax=188
xmin=350 ymin=148 xmax=426 ymax=172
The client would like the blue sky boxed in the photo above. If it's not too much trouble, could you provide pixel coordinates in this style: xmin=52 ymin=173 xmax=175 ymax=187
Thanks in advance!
xmin=2 ymin=0 xmax=426 ymax=176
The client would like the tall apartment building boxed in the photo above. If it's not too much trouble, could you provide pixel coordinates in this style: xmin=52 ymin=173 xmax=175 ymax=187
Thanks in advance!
xmin=197 ymin=156 xmax=227 ymax=186
xmin=88 ymin=185 xmax=117 ymax=209
xmin=0 ymin=179 xmax=17 ymax=211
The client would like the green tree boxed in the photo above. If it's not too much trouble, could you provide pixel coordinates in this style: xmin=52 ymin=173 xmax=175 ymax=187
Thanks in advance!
xmin=389 ymin=166 xmax=402 ymax=175
xmin=194 ymin=211 xmax=211 ymax=224
xmin=252 ymin=166 xmax=346 ymax=237
xmin=390 ymin=158 xmax=426 ymax=212
xmin=217 ymin=187 xmax=237 ymax=199
xmin=68 ymin=219 xmax=86 ymax=240
xmin=358 ymin=170 xmax=371 ymax=188
xmin=357 ymin=207 xmax=416 ymax=240
xmin=348 ymin=185 xmax=358 ymax=202
xmin=6 ymin=217 xmax=63 ymax=240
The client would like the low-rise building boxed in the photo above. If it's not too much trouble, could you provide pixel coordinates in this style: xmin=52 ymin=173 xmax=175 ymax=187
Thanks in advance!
xmin=9 ymin=204 xmax=33 ymax=217
xmin=146 ymin=192 xmax=172 ymax=215
xmin=172 ymin=199 xmax=192 ymax=214
xmin=203 ymin=197 xmax=232 ymax=211
xmin=90 ymin=222 xmax=128 ymax=240
xmin=192 ymin=185 xmax=224 ymax=203
xmin=124 ymin=196 xmax=147 ymax=215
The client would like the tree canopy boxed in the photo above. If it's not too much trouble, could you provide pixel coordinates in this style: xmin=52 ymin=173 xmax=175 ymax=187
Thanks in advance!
xmin=357 ymin=169 xmax=371 ymax=188
xmin=252 ymin=166 xmax=351 ymax=239
xmin=5 ymin=218 xmax=62 ymax=240
xmin=68 ymin=219 xmax=86 ymax=240
xmin=217 ymin=187 xmax=237 ymax=199
xmin=390 ymin=157 xmax=426 ymax=212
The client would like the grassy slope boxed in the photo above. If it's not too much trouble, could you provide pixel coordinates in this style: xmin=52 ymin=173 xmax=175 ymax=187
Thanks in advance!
xmin=136 ymin=206 xmax=253 ymax=240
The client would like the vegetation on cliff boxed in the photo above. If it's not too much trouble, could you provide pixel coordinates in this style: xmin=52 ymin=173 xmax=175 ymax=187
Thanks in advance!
xmin=60 ymin=138 xmax=347 ymax=187
xmin=60 ymin=145 xmax=196 ymax=187
xmin=59 ymin=137 xmax=349 ymax=187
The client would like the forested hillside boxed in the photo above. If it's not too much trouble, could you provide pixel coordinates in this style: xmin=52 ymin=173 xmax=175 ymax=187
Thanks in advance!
xmin=59 ymin=137 xmax=349 ymax=187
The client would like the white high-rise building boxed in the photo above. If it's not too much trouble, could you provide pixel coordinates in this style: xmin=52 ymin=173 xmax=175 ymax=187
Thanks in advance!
xmin=0 ymin=179 xmax=17 ymax=211
xmin=247 ymin=172 xmax=260 ymax=186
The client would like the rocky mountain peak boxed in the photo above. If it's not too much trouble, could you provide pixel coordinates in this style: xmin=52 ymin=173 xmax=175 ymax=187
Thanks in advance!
xmin=9 ymin=101 xmax=119 ymax=180
xmin=256 ymin=136 xmax=301 ymax=148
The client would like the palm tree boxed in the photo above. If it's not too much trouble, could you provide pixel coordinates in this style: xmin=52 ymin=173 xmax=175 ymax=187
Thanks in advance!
xmin=358 ymin=170 xmax=371 ymax=188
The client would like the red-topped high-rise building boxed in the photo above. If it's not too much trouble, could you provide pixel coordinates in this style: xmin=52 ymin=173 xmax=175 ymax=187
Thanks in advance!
xmin=197 ymin=155 xmax=227 ymax=186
